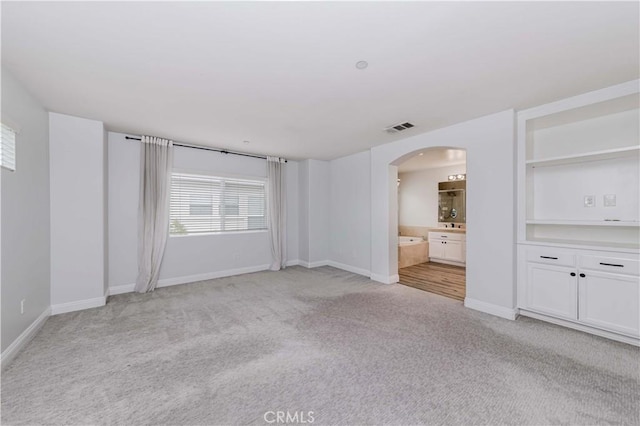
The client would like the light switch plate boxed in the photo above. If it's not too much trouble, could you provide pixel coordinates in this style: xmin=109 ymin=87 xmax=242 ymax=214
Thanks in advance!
xmin=604 ymin=194 xmax=616 ymax=207
xmin=584 ymin=195 xmax=595 ymax=207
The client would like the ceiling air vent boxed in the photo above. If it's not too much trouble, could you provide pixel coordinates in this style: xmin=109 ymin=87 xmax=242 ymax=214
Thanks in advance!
xmin=384 ymin=122 xmax=415 ymax=134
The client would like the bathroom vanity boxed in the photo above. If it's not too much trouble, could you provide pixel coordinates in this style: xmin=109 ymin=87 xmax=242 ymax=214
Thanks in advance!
xmin=428 ymin=230 xmax=466 ymax=266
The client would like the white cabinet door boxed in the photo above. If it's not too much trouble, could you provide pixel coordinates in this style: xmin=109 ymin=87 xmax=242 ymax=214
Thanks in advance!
xmin=429 ymin=240 xmax=444 ymax=259
xmin=526 ymin=263 xmax=578 ymax=320
xmin=444 ymin=241 xmax=463 ymax=262
xmin=578 ymin=271 xmax=640 ymax=337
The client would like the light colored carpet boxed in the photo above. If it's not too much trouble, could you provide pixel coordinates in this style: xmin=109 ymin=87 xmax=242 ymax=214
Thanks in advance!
xmin=1 ymin=266 xmax=638 ymax=425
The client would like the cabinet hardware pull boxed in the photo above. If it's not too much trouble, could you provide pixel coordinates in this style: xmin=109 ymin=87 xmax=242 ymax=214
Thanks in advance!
xmin=570 ymin=272 xmax=576 ymax=276
xmin=540 ymin=256 xmax=558 ymax=260
xmin=599 ymin=262 xmax=624 ymax=268
xmin=579 ymin=273 xmax=586 ymax=278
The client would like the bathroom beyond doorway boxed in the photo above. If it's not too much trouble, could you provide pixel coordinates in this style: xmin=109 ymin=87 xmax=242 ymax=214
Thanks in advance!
xmin=396 ymin=147 xmax=467 ymax=301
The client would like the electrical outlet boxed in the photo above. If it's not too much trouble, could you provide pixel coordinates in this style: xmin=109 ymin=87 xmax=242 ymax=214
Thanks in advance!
xmin=20 ymin=299 xmax=25 ymax=314
xmin=584 ymin=195 xmax=595 ymax=208
xmin=604 ymin=194 xmax=617 ymax=207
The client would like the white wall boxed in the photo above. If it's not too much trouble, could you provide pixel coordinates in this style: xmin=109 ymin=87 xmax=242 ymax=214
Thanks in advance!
xmin=308 ymin=160 xmax=330 ymax=264
xmin=285 ymin=158 xmax=300 ymax=264
xmin=297 ymin=159 xmax=330 ymax=266
xmin=107 ymin=133 xmax=138 ymax=289
xmin=1 ymin=68 xmax=50 ymax=353
xmin=369 ymin=110 xmax=517 ymax=317
xmin=49 ymin=113 xmax=106 ymax=311
xmin=108 ymin=132 xmax=300 ymax=292
xmin=398 ymin=164 xmax=466 ymax=228
xmin=103 ymin=128 xmax=109 ymax=296
xmin=298 ymin=160 xmax=310 ymax=263
xmin=329 ymin=151 xmax=371 ymax=274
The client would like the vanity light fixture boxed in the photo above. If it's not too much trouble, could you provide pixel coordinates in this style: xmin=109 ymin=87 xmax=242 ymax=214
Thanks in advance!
xmin=448 ymin=174 xmax=466 ymax=181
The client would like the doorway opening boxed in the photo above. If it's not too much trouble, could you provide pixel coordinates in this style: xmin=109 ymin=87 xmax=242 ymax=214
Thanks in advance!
xmin=396 ymin=147 xmax=467 ymax=301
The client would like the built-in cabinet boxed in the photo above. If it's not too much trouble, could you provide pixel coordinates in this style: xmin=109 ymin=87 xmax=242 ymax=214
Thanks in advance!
xmin=519 ymin=245 xmax=639 ymax=339
xmin=517 ymin=80 xmax=640 ymax=345
xmin=526 ymin=262 xmax=578 ymax=320
xmin=428 ymin=232 xmax=466 ymax=266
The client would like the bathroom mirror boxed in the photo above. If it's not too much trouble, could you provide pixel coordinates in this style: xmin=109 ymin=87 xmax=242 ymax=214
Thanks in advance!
xmin=438 ymin=181 xmax=466 ymax=224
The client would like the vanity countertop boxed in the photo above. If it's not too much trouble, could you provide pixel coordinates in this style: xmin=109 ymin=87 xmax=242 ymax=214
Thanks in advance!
xmin=428 ymin=228 xmax=466 ymax=234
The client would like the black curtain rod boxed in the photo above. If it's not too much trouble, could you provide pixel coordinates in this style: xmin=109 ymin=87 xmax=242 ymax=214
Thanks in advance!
xmin=125 ymin=136 xmax=287 ymax=162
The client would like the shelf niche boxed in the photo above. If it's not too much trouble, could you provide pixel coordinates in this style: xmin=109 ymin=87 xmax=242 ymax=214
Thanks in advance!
xmin=525 ymin=93 xmax=639 ymax=161
xmin=526 ymin=224 xmax=640 ymax=250
xmin=520 ymin=85 xmax=639 ymax=251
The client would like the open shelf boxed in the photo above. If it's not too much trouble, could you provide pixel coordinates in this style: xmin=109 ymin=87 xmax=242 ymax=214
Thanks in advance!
xmin=520 ymin=239 xmax=640 ymax=252
xmin=526 ymin=146 xmax=639 ymax=168
xmin=518 ymin=82 xmax=639 ymax=253
xmin=526 ymin=219 xmax=639 ymax=227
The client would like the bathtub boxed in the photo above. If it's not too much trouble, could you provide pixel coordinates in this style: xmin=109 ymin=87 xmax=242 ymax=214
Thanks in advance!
xmin=399 ymin=236 xmax=424 ymax=246
xmin=398 ymin=236 xmax=429 ymax=268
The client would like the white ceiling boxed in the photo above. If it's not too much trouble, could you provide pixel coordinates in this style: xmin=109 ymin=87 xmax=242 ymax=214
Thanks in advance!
xmin=398 ymin=148 xmax=466 ymax=173
xmin=2 ymin=2 xmax=638 ymax=160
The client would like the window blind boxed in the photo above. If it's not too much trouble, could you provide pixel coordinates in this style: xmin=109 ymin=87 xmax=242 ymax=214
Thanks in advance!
xmin=170 ymin=173 xmax=267 ymax=235
xmin=1 ymin=123 xmax=16 ymax=171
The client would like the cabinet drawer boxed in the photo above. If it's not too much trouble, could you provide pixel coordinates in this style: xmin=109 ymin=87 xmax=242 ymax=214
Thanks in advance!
xmin=579 ymin=256 xmax=639 ymax=276
xmin=428 ymin=232 xmax=464 ymax=241
xmin=526 ymin=249 xmax=575 ymax=267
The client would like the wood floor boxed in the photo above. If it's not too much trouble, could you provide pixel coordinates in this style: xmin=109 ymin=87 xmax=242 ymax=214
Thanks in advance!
xmin=399 ymin=262 xmax=466 ymax=301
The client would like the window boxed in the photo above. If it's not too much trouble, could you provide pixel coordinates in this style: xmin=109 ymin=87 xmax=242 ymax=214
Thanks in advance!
xmin=170 ymin=172 xmax=267 ymax=235
xmin=1 ymin=123 xmax=16 ymax=171
xmin=189 ymin=193 xmax=213 ymax=216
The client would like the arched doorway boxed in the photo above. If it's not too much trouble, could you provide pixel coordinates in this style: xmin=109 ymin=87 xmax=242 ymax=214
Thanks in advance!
xmin=368 ymin=111 xmax=517 ymax=319
xmin=396 ymin=148 xmax=467 ymax=301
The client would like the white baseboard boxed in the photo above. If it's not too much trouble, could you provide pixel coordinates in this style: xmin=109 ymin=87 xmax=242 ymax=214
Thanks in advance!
xmin=464 ymin=297 xmax=518 ymax=320
xmin=286 ymin=259 xmax=300 ymax=267
xmin=108 ymin=264 xmax=272 ymax=296
xmin=297 ymin=260 xmax=330 ymax=269
xmin=1 ymin=307 xmax=50 ymax=370
xmin=51 ymin=296 xmax=107 ymax=315
xmin=327 ymin=261 xmax=370 ymax=277
xmin=519 ymin=309 xmax=639 ymax=347
xmin=157 ymin=264 xmax=271 ymax=288
xmin=109 ymin=283 xmax=136 ymax=295
xmin=370 ymin=273 xmax=399 ymax=284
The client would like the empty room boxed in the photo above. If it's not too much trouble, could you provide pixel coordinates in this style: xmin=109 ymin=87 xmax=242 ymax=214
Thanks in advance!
xmin=1 ymin=2 xmax=639 ymax=425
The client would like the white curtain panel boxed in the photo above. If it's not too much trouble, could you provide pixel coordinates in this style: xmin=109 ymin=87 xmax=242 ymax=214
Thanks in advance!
xmin=267 ymin=156 xmax=287 ymax=271
xmin=135 ymin=136 xmax=174 ymax=293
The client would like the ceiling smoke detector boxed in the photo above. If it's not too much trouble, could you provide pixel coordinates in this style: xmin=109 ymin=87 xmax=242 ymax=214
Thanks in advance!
xmin=384 ymin=122 xmax=415 ymax=134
